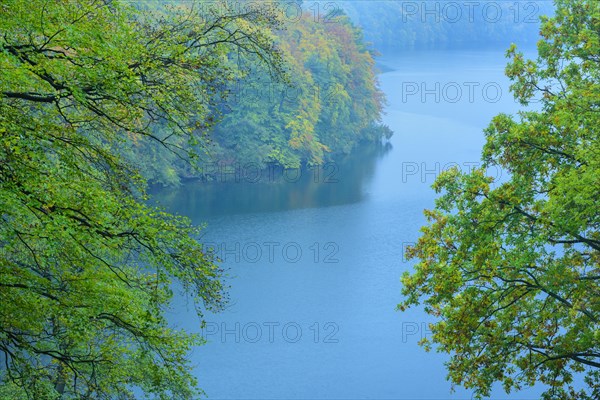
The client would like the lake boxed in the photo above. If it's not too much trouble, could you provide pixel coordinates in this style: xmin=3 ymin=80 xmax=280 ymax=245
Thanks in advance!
xmin=154 ymin=48 xmax=543 ymax=399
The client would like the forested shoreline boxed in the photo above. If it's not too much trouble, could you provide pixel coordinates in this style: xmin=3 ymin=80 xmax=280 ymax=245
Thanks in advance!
xmin=125 ymin=2 xmax=392 ymax=187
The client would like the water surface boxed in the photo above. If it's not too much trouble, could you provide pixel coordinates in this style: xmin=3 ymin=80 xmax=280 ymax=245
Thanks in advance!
xmin=155 ymin=48 xmax=542 ymax=399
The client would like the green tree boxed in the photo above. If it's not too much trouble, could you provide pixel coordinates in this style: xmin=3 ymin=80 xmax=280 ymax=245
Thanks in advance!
xmin=0 ymin=0 xmax=283 ymax=398
xmin=399 ymin=0 xmax=600 ymax=398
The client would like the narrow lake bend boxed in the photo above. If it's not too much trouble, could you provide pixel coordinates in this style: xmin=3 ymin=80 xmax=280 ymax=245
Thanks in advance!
xmin=154 ymin=48 xmax=542 ymax=399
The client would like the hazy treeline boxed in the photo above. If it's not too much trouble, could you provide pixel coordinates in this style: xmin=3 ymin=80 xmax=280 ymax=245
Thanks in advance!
xmin=341 ymin=0 xmax=555 ymax=50
xmin=127 ymin=1 xmax=392 ymax=186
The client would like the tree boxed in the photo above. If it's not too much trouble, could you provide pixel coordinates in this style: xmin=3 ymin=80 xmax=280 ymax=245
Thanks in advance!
xmin=399 ymin=0 xmax=600 ymax=398
xmin=0 ymin=0 xmax=283 ymax=398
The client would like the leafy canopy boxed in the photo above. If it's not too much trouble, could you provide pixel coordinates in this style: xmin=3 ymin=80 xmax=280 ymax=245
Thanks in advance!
xmin=0 ymin=0 xmax=284 ymax=398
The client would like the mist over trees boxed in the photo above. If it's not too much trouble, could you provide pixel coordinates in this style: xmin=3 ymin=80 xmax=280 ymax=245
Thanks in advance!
xmin=342 ymin=0 xmax=555 ymax=50
xmin=123 ymin=3 xmax=392 ymax=187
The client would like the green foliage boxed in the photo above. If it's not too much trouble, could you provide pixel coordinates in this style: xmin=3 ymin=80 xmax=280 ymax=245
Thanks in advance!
xmin=209 ymin=12 xmax=389 ymax=170
xmin=0 ymin=0 xmax=283 ymax=398
xmin=399 ymin=1 xmax=600 ymax=398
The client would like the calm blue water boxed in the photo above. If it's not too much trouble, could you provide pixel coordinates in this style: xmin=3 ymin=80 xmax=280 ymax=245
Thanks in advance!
xmin=156 ymin=49 xmax=544 ymax=399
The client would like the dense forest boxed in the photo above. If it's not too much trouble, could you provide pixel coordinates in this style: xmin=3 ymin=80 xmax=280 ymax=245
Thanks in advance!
xmin=125 ymin=2 xmax=392 ymax=187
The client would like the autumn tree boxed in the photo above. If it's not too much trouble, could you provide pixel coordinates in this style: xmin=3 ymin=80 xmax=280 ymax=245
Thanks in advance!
xmin=0 ymin=0 xmax=283 ymax=398
xmin=400 ymin=0 xmax=600 ymax=399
